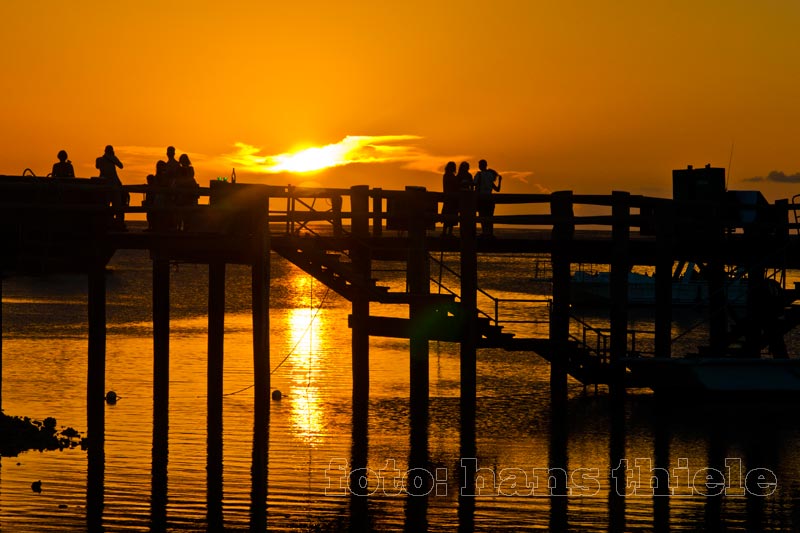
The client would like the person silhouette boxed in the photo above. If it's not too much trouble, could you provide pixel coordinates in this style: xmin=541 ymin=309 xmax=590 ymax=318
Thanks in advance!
xmin=457 ymin=161 xmax=473 ymax=192
xmin=175 ymin=153 xmax=199 ymax=230
xmin=51 ymin=150 xmax=75 ymax=177
xmin=96 ymin=145 xmax=126 ymax=229
xmin=163 ymin=146 xmax=180 ymax=183
xmin=473 ymin=159 xmax=502 ymax=237
xmin=95 ymin=145 xmax=123 ymax=183
xmin=440 ymin=161 xmax=459 ymax=236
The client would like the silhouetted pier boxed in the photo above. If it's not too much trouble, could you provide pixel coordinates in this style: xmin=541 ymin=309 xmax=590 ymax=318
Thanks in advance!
xmin=3 ymin=168 xmax=800 ymax=526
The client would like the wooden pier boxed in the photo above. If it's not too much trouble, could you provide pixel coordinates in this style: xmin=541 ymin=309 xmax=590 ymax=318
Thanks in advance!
xmin=3 ymin=168 xmax=800 ymax=525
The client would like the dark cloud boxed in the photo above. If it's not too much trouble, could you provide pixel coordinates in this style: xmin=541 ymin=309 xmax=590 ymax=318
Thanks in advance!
xmin=745 ymin=170 xmax=800 ymax=183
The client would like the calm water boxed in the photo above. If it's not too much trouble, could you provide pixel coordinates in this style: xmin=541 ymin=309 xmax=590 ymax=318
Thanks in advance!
xmin=2 ymin=242 xmax=800 ymax=531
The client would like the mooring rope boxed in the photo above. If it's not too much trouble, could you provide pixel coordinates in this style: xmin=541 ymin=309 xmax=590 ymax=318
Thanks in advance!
xmin=221 ymin=281 xmax=331 ymax=397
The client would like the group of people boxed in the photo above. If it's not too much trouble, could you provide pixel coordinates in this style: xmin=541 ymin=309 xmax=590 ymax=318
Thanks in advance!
xmin=48 ymin=145 xmax=199 ymax=231
xmin=441 ymin=158 xmax=502 ymax=238
xmin=144 ymin=146 xmax=199 ymax=231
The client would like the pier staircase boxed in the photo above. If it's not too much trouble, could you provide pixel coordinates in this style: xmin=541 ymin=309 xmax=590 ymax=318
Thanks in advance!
xmin=272 ymin=234 xmax=622 ymax=386
xmin=270 ymin=236 xmax=514 ymax=346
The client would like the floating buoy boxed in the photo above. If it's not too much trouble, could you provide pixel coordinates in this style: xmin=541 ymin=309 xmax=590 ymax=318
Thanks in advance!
xmin=31 ymin=480 xmax=42 ymax=493
xmin=105 ymin=391 xmax=118 ymax=404
xmin=271 ymin=390 xmax=282 ymax=401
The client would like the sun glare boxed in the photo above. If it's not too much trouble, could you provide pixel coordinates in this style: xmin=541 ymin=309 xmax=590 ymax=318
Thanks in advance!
xmin=227 ymin=135 xmax=423 ymax=175
xmin=272 ymin=145 xmax=347 ymax=173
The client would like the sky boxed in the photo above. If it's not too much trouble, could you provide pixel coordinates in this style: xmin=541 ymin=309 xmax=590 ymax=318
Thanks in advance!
xmin=1 ymin=1 xmax=799 ymax=201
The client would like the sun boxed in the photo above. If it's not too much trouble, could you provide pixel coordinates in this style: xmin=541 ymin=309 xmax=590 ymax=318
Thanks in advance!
xmin=271 ymin=144 xmax=348 ymax=173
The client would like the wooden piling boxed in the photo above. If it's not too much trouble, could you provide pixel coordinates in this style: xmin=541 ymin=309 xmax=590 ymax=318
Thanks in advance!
xmin=458 ymin=189 xmax=478 ymax=533
xmin=87 ymin=258 xmax=106 ymax=532
xmin=407 ymin=188 xmax=430 ymax=468
xmin=87 ymin=258 xmax=106 ymax=454
xmin=152 ymin=256 xmax=170 ymax=447
xmin=610 ymin=192 xmax=630 ymax=389
xmin=654 ymin=204 xmax=673 ymax=359
xmin=251 ymin=200 xmax=270 ymax=427
xmin=250 ymin=198 xmax=270 ymax=530
xmin=207 ymin=260 xmax=225 ymax=529
xmin=0 ymin=275 xmax=3 ymax=414
xmin=549 ymin=191 xmax=574 ymax=408
xmin=350 ymin=186 xmax=371 ymax=416
xmin=459 ymin=190 xmax=478 ymax=427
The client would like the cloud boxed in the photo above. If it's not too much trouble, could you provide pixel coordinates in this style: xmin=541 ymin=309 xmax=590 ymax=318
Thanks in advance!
xmin=744 ymin=170 xmax=800 ymax=183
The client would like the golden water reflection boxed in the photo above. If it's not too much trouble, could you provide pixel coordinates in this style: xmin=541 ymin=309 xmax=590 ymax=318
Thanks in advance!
xmin=285 ymin=306 xmax=330 ymax=446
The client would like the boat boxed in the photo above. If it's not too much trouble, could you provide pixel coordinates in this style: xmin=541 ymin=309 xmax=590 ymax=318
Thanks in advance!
xmin=570 ymin=262 xmax=749 ymax=307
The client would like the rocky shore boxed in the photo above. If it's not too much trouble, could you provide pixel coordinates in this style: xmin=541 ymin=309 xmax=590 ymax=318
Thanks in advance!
xmin=0 ymin=414 xmax=83 ymax=457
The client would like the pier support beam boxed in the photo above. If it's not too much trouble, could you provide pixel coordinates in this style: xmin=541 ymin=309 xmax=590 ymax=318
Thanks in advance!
xmin=654 ymin=204 xmax=673 ymax=359
xmin=251 ymin=205 xmax=270 ymax=530
xmin=610 ymin=191 xmax=630 ymax=392
xmin=87 ymin=257 xmax=106 ymax=530
xmin=350 ymin=185 xmax=371 ymax=419
xmin=251 ymin=200 xmax=270 ymax=426
xmin=87 ymin=259 xmax=106 ymax=453
xmin=151 ymin=254 xmax=170 ymax=529
xmin=0 ymin=275 xmax=3 ymax=414
xmin=458 ymin=189 xmax=478 ymax=531
xmin=207 ymin=261 xmax=225 ymax=530
xmin=549 ymin=191 xmax=574 ymax=409
xmin=408 ymin=188 xmax=430 ymax=472
xmin=459 ymin=190 xmax=478 ymax=433
xmin=152 ymin=255 xmax=170 ymax=449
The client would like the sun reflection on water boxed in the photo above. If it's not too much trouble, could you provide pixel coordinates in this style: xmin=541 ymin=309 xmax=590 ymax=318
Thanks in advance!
xmin=286 ymin=305 xmax=328 ymax=446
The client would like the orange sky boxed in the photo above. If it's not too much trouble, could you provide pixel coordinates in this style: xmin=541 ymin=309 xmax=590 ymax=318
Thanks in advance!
xmin=2 ymin=1 xmax=799 ymax=200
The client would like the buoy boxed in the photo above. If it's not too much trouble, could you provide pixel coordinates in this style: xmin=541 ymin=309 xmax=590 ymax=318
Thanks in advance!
xmin=31 ymin=480 xmax=42 ymax=493
xmin=105 ymin=391 xmax=118 ymax=404
xmin=271 ymin=390 xmax=282 ymax=401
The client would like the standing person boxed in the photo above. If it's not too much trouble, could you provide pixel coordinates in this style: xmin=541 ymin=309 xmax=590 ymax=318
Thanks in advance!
xmin=473 ymin=159 xmax=502 ymax=238
xmin=96 ymin=145 xmax=126 ymax=229
xmin=440 ymin=161 xmax=459 ymax=236
xmin=175 ymin=153 xmax=199 ymax=230
xmin=163 ymin=146 xmax=180 ymax=182
xmin=457 ymin=161 xmax=473 ymax=192
xmin=51 ymin=150 xmax=75 ymax=177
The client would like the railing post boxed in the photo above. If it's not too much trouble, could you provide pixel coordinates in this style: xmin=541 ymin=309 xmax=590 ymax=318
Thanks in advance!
xmin=372 ymin=188 xmax=383 ymax=237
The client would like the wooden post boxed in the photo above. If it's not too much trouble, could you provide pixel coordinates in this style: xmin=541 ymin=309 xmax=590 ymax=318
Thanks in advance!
xmin=207 ymin=261 xmax=225 ymax=530
xmin=372 ymin=188 xmax=383 ymax=237
xmin=350 ymin=185 xmax=370 ymax=418
xmin=87 ymin=258 xmax=106 ymax=454
xmin=408 ymin=188 xmax=430 ymax=471
xmin=610 ymin=192 xmax=630 ymax=385
xmin=549 ymin=191 xmax=574 ymax=408
xmin=252 ymin=200 xmax=270 ymax=427
xmin=0 ymin=275 xmax=3 ymax=414
xmin=655 ymin=204 xmax=673 ymax=358
xmin=249 ymin=195 xmax=270 ymax=529
xmin=707 ymin=203 xmax=728 ymax=356
xmin=87 ymin=257 xmax=106 ymax=531
xmin=152 ymin=255 xmax=170 ymax=449
xmin=459 ymin=190 xmax=478 ymax=425
xmin=458 ymin=188 xmax=478 ymax=532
